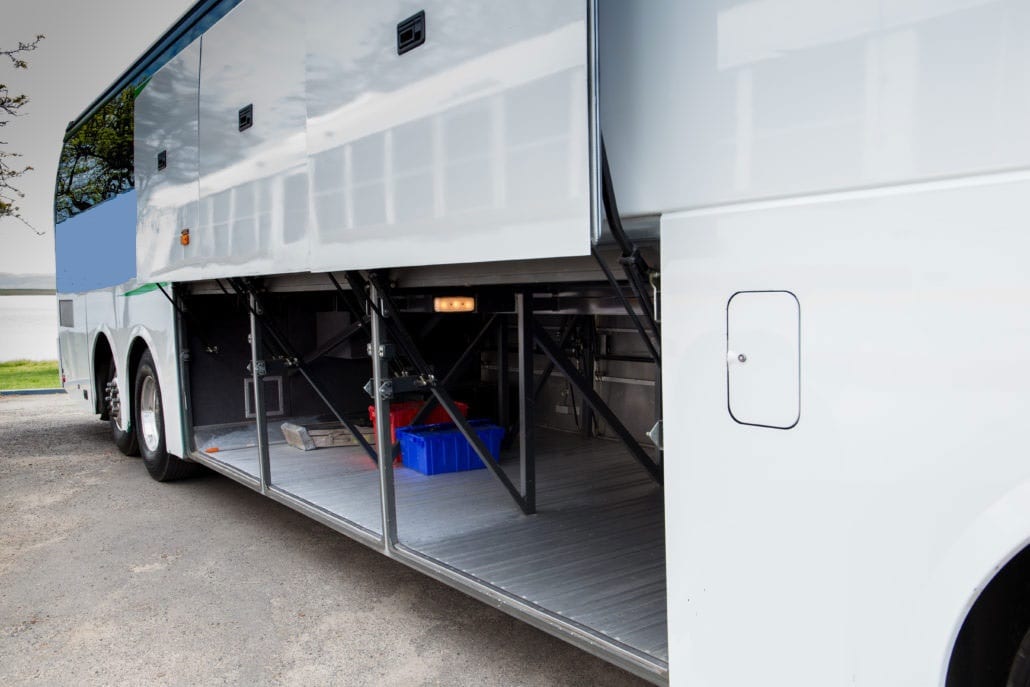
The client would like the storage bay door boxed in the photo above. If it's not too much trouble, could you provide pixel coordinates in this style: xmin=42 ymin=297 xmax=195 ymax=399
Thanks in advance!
xmin=137 ymin=0 xmax=595 ymax=282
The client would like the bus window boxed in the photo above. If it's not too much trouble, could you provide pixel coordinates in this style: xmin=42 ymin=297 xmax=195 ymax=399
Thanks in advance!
xmin=54 ymin=84 xmax=135 ymax=224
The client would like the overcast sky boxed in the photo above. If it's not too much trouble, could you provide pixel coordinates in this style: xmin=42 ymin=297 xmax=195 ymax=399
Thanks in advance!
xmin=0 ymin=0 xmax=196 ymax=276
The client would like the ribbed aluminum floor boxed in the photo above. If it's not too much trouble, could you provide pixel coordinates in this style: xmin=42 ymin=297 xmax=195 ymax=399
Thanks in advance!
xmin=201 ymin=426 xmax=667 ymax=661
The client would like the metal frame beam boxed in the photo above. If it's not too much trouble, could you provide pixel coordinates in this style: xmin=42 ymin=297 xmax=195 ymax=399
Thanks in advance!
xmin=497 ymin=315 xmax=510 ymax=433
xmin=369 ymin=282 xmax=398 ymax=547
xmin=580 ymin=316 xmax=596 ymax=438
xmin=533 ymin=316 xmax=578 ymax=400
xmin=249 ymin=293 xmax=272 ymax=491
xmin=517 ymin=292 xmax=536 ymax=512
xmin=599 ymin=138 xmax=661 ymax=349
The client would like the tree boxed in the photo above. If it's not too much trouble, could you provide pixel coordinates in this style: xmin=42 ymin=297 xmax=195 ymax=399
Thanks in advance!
xmin=0 ymin=34 xmax=45 ymax=233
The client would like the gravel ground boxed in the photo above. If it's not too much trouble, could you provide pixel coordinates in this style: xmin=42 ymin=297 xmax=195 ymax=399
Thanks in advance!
xmin=0 ymin=393 xmax=649 ymax=686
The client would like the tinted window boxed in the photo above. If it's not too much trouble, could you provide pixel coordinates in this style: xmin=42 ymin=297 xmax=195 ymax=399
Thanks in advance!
xmin=54 ymin=84 xmax=136 ymax=224
xmin=58 ymin=299 xmax=74 ymax=327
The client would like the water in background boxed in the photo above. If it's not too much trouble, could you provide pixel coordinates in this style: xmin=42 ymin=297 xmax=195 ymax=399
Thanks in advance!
xmin=0 ymin=295 xmax=58 ymax=361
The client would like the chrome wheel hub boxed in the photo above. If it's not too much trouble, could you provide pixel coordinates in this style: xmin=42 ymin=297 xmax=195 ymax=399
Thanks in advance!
xmin=139 ymin=375 xmax=160 ymax=452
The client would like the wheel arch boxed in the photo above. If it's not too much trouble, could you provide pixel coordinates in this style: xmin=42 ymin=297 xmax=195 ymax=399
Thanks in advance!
xmin=125 ymin=335 xmax=152 ymax=409
xmin=90 ymin=331 xmax=115 ymax=415
xmin=945 ymin=542 xmax=1030 ymax=686
xmin=939 ymin=481 xmax=1030 ymax=686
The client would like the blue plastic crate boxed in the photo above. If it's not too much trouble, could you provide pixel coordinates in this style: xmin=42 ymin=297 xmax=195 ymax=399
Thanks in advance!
xmin=396 ymin=420 xmax=505 ymax=475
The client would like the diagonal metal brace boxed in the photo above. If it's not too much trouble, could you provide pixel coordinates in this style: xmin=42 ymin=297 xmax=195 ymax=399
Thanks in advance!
xmin=533 ymin=316 xmax=578 ymax=400
xmin=430 ymin=386 xmax=534 ymax=515
xmin=532 ymin=320 xmax=662 ymax=485
xmin=394 ymin=314 xmax=499 ymax=459
xmin=228 ymin=278 xmax=379 ymax=464
xmin=354 ymin=272 xmax=534 ymax=514
xmin=599 ymin=139 xmax=661 ymax=349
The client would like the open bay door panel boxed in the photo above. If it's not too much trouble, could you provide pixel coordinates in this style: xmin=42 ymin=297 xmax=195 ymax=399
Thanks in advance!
xmin=137 ymin=0 xmax=309 ymax=282
xmin=194 ymin=0 xmax=309 ymax=278
xmin=137 ymin=0 xmax=595 ymax=281
xmin=135 ymin=40 xmax=201 ymax=282
xmin=304 ymin=0 xmax=596 ymax=271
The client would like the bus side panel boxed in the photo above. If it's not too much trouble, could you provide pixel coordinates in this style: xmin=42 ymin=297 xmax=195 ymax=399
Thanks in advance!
xmin=661 ymin=177 xmax=1030 ymax=686
xmin=194 ymin=0 xmax=309 ymax=279
xmin=116 ymin=288 xmax=184 ymax=459
xmin=305 ymin=0 xmax=592 ymax=273
xmin=135 ymin=40 xmax=201 ymax=283
xmin=601 ymin=0 xmax=1030 ymax=218
xmin=57 ymin=294 xmax=91 ymax=410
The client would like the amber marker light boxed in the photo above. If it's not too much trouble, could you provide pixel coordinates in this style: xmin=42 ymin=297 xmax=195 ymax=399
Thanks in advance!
xmin=180 ymin=228 xmax=190 ymax=246
xmin=433 ymin=296 xmax=476 ymax=313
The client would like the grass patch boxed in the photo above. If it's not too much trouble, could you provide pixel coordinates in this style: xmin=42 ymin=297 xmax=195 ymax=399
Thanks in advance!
xmin=0 ymin=359 xmax=60 ymax=390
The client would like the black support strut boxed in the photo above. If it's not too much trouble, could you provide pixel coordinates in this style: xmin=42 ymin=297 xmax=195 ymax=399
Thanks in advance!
xmin=228 ymin=278 xmax=379 ymax=464
xmin=532 ymin=320 xmax=662 ymax=485
xmin=395 ymin=314 xmax=500 ymax=459
xmin=597 ymin=138 xmax=661 ymax=364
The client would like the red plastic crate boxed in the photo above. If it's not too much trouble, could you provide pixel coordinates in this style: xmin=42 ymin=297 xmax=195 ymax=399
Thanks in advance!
xmin=368 ymin=400 xmax=469 ymax=459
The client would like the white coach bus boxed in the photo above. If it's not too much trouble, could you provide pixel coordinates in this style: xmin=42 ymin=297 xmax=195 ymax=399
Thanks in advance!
xmin=53 ymin=1 xmax=1030 ymax=684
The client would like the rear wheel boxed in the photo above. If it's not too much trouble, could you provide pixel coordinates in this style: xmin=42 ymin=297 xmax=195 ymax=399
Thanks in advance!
xmin=1009 ymin=628 xmax=1030 ymax=687
xmin=134 ymin=350 xmax=198 ymax=481
xmin=105 ymin=363 xmax=138 ymax=456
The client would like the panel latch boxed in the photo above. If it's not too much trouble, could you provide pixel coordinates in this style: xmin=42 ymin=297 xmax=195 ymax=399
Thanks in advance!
xmin=397 ymin=11 xmax=426 ymax=55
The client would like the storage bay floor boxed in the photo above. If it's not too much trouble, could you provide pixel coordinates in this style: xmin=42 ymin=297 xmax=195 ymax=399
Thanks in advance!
xmin=0 ymin=394 xmax=647 ymax=686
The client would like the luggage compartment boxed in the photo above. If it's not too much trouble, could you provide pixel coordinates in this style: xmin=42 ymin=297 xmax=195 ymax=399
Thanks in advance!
xmin=178 ymin=258 xmax=667 ymax=678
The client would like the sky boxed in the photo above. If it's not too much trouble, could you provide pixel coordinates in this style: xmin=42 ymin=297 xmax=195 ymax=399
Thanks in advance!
xmin=0 ymin=0 xmax=196 ymax=276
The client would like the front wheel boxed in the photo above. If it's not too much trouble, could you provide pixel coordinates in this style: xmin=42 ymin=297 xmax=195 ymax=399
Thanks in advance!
xmin=134 ymin=350 xmax=199 ymax=481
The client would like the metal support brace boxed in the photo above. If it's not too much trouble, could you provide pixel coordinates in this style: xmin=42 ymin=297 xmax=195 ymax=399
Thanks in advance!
xmin=533 ymin=316 xmax=578 ymax=400
xmin=497 ymin=315 xmax=510 ymax=433
xmin=358 ymin=272 xmax=535 ymax=515
xmin=394 ymin=314 xmax=500 ymax=459
xmin=249 ymin=294 xmax=272 ymax=492
xmin=369 ymin=282 xmax=398 ymax=548
xmin=600 ymin=140 xmax=661 ymax=343
xmin=580 ymin=316 xmax=596 ymax=438
xmin=517 ymin=293 xmax=536 ymax=513
xmin=327 ymin=273 xmax=373 ymax=333
xmin=229 ymin=279 xmax=379 ymax=464
xmin=532 ymin=320 xmax=663 ymax=486
xmin=592 ymin=247 xmax=660 ymax=369
xmin=302 ymin=320 xmax=366 ymax=365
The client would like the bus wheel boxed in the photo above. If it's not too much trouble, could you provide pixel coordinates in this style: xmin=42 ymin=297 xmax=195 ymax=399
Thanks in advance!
xmin=1008 ymin=627 xmax=1030 ymax=687
xmin=105 ymin=365 xmax=138 ymax=456
xmin=134 ymin=350 xmax=198 ymax=481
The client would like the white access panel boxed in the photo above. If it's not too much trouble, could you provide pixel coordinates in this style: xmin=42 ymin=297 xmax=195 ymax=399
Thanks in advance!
xmin=726 ymin=290 xmax=800 ymax=429
xmin=305 ymin=0 xmax=593 ymax=272
xmin=601 ymin=0 xmax=1030 ymax=217
xmin=135 ymin=40 xmax=201 ymax=282
xmin=661 ymin=174 xmax=1030 ymax=685
xmin=195 ymin=0 xmax=309 ymax=278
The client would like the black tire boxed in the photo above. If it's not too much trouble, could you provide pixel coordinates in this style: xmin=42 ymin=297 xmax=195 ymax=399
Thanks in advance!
xmin=134 ymin=350 xmax=198 ymax=482
xmin=1009 ymin=627 xmax=1030 ymax=687
xmin=106 ymin=362 xmax=139 ymax=456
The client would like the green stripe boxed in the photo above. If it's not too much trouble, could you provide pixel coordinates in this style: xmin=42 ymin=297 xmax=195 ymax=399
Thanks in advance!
xmin=122 ymin=282 xmax=169 ymax=297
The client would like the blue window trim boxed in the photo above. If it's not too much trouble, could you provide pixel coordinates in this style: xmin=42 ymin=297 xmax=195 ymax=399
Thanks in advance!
xmin=55 ymin=189 xmax=137 ymax=294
